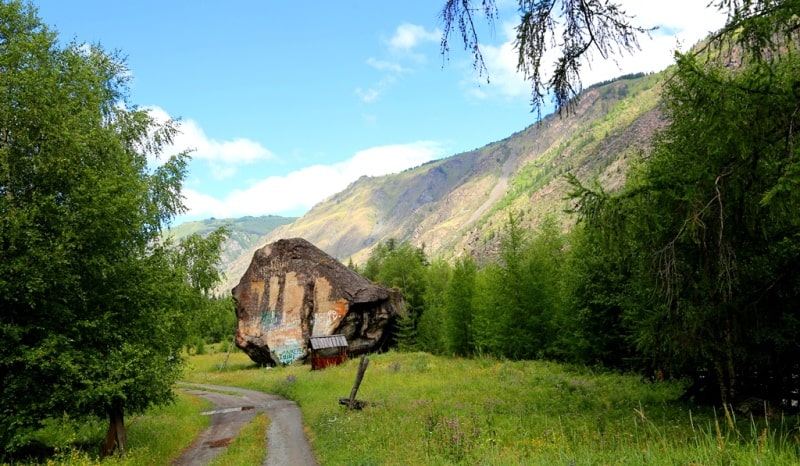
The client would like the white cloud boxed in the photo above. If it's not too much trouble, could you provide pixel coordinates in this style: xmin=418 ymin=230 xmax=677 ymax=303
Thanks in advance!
xmin=354 ymin=73 xmax=399 ymax=103
xmin=623 ymin=0 xmax=728 ymax=41
xmin=463 ymin=1 xmax=728 ymax=101
xmin=181 ymin=188 xmax=230 ymax=218
xmin=355 ymin=87 xmax=381 ymax=103
xmin=575 ymin=0 xmax=728 ymax=85
xmin=366 ymin=57 xmax=409 ymax=73
xmin=464 ymin=22 xmax=530 ymax=100
xmin=181 ymin=141 xmax=446 ymax=219
xmin=355 ymin=23 xmax=441 ymax=103
xmin=146 ymin=106 xmax=276 ymax=179
xmin=389 ymin=23 xmax=440 ymax=52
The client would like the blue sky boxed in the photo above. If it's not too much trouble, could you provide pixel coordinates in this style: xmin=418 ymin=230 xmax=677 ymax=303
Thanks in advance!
xmin=35 ymin=1 xmax=725 ymax=224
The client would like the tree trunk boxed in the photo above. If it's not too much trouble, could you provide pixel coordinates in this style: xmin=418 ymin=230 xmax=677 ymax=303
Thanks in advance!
xmin=100 ymin=405 xmax=126 ymax=458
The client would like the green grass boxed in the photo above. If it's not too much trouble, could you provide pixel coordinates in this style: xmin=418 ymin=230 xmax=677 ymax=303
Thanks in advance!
xmin=5 ymin=392 xmax=211 ymax=466
xmin=185 ymin=349 xmax=800 ymax=465
xmin=207 ymin=412 xmax=269 ymax=466
xmin=12 ymin=347 xmax=800 ymax=465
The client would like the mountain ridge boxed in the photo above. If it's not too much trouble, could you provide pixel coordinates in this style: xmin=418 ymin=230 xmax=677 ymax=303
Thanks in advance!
xmin=192 ymin=72 xmax=666 ymax=294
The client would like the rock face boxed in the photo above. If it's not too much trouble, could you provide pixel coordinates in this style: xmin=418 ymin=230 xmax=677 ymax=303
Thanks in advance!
xmin=232 ymin=238 xmax=403 ymax=366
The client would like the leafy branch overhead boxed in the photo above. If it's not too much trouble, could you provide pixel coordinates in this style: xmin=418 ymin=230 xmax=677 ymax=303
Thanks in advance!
xmin=440 ymin=0 xmax=800 ymax=117
xmin=440 ymin=0 xmax=652 ymax=117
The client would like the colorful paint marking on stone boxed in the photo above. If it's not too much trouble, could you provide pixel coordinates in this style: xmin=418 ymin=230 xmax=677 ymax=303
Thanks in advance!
xmin=259 ymin=309 xmax=280 ymax=331
xmin=275 ymin=340 xmax=303 ymax=365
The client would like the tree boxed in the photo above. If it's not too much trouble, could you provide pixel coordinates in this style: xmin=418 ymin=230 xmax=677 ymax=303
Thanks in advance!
xmin=558 ymin=219 xmax=636 ymax=368
xmin=469 ymin=213 xmax=565 ymax=360
xmin=440 ymin=0 xmax=651 ymax=117
xmin=418 ymin=259 xmax=452 ymax=354
xmin=497 ymin=210 xmax=536 ymax=359
xmin=0 ymin=1 xmax=226 ymax=455
xmin=444 ymin=256 xmax=476 ymax=356
xmin=525 ymin=215 xmax=566 ymax=359
xmin=443 ymin=0 xmax=800 ymax=404
xmin=363 ymin=239 xmax=429 ymax=351
xmin=470 ymin=262 xmax=506 ymax=356
xmin=637 ymin=49 xmax=800 ymax=405
xmin=175 ymin=229 xmax=235 ymax=353
xmin=439 ymin=0 xmax=799 ymax=117
xmin=569 ymin=34 xmax=800 ymax=405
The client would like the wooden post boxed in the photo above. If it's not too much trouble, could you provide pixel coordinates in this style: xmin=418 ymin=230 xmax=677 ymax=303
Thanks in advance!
xmin=219 ymin=334 xmax=236 ymax=371
xmin=347 ymin=355 xmax=369 ymax=410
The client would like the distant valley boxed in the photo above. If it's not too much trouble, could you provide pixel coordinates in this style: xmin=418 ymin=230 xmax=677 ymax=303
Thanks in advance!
xmin=165 ymin=215 xmax=296 ymax=294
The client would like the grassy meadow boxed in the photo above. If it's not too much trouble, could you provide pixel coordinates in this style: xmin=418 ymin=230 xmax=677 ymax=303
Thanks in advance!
xmin=185 ymin=347 xmax=800 ymax=465
xmin=8 ymin=345 xmax=800 ymax=465
xmin=5 ymin=392 xmax=210 ymax=466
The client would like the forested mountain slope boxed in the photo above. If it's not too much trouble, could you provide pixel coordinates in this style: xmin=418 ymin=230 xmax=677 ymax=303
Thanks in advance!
xmin=271 ymin=74 xmax=661 ymax=258
xmin=213 ymin=73 xmax=664 ymax=293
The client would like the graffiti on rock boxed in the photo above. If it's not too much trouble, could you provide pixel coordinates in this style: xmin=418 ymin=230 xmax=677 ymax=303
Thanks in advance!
xmin=260 ymin=309 xmax=280 ymax=331
xmin=274 ymin=340 xmax=303 ymax=365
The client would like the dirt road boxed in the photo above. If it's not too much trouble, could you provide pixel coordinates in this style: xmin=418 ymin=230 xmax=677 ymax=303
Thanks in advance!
xmin=173 ymin=383 xmax=317 ymax=466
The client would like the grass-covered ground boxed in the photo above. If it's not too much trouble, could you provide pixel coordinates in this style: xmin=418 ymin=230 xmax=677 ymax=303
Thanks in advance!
xmin=8 ymin=345 xmax=800 ymax=465
xmin=186 ymin=347 xmax=800 ymax=465
xmin=4 ymin=392 xmax=210 ymax=466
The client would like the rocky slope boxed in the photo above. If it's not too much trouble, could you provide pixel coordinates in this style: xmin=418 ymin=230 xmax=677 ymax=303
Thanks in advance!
xmin=206 ymin=73 xmax=666 ymax=294
xmin=264 ymin=74 xmax=663 ymax=260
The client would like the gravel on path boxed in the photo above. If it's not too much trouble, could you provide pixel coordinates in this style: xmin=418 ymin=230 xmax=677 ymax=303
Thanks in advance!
xmin=172 ymin=383 xmax=318 ymax=466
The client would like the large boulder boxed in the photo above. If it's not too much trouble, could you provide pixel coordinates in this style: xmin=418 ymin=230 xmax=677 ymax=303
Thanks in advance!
xmin=232 ymin=237 xmax=403 ymax=366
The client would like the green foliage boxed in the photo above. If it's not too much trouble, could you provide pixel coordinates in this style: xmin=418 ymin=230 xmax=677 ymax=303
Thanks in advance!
xmin=556 ymin=219 xmax=639 ymax=369
xmin=170 ymin=228 xmax=237 ymax=351
xmin=440 ymin=0 xmax=651 ymax=117
xmin=641 ymin=49 xmax=800 ymax=404
xmin=362 ymin=214 xmax=569 ymax=360
xmin=4 ymin=392 xmax=211 ymax=465
xmin=444 ymin=256 xmax=476 ymax=356
xmin=469 ymin=213 xmax=567 ymax=360
xmin=417 ymin=259 xmax=450 ymax=354
xmin=185 ymin=297 xmax=237 ymax=353
xmin=363 ymin=239 xmax=429 ymax=351
xmin=0 ymin=0 xmax=226 ymax=454
xmin=166 ymin=215 xmax=297 ymax=296
xmin=354 ymin=4 xmax=800 ymax=409
xmin=470 ymin=263 xmax=507 ymax=356
xmin=393 ymin=312 xmax=420 ymax=352
xmin=568 ymin=27 xmax=800 ymax=404
xmin=496 ymin=211 xmax=541 ymax=359
xmin=183 ymin=351 xmax=800 ymax=465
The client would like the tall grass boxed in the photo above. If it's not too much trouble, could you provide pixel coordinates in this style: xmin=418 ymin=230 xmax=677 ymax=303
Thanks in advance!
xmin=4 ymin=392 xmax=211 ymax=466
xmin=11 ymin=347 xmax=799 ymax=465
xmin=185 ymin=349 xmax=800 ymax=465
xmin=207 ymin=412 xmax=269 ymax=466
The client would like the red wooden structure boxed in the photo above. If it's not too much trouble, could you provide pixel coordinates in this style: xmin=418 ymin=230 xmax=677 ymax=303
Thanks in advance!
xmin=309 ymin=334 xmax=348 ymax=370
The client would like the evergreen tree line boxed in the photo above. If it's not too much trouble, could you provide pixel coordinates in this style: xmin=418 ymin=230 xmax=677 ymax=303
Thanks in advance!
xmin=360 ymin=39 xmax=800 ymax=410
xmin=358 ymin=216 xmax=618 ymax=368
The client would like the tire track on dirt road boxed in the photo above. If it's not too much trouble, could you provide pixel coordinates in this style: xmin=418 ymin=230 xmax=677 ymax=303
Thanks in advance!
xmin=173 ymin=383 xmax=317 ymax=466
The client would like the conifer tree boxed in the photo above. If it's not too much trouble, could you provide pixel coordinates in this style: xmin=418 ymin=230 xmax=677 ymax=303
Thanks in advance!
xmin=0 ymin=1 xmax=226 ymax=454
